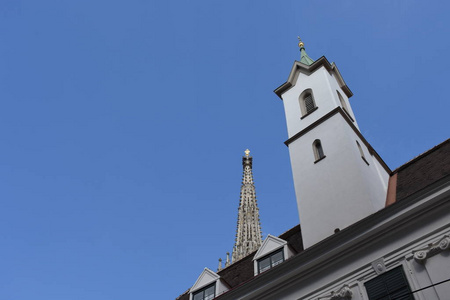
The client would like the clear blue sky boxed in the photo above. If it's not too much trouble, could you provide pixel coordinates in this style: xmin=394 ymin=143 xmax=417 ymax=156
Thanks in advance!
xmin=0 ymin=1 xmax=448 ymax=299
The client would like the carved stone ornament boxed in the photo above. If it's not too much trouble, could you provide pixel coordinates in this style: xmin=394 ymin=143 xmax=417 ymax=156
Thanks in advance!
xmin=371 ymin=258 xmax=386 ymax=275
xmin=318 ymin=285 xmax=352 ymax=300
xmin=413 ymin=235 xmax=450 ymax=263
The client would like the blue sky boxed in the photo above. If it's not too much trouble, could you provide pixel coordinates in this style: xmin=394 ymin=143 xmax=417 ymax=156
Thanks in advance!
xmin=0 ymin=1 xmax=449 ymax=299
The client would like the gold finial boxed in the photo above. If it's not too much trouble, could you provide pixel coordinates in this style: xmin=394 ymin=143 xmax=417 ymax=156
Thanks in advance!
xmin=244 ymin=149 xmax=250 ymax=157
xmin=297 ymin=36 xmax=304 ymax=48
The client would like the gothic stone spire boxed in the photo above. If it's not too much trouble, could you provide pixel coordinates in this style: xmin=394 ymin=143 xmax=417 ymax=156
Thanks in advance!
xmin=232 ymin=149 xmax=263 ymax=263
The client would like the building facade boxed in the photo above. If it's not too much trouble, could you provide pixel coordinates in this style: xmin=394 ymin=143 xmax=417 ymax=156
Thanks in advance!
xmin=176 ymin=40 xmax=450 ymax=300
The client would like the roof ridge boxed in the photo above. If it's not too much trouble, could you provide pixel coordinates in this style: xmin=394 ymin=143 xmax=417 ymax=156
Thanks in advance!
xmin=392 ymin=138 xmax=450 ymax=174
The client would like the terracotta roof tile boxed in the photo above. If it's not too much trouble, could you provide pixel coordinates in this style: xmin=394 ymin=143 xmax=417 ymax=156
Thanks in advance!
xmin=395 ymin=139 xmax=450 ymax=202
xmin=176 ymin=225 xmax=304 ymax=299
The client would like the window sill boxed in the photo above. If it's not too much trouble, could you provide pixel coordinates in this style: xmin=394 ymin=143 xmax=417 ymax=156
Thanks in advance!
xmin=361 ymin=156 xmax=370 ymax=166
xmin=301 ymin=106 xmax=318 ymax=120
xmin=314 ymin=156 xmax=326 ymax=164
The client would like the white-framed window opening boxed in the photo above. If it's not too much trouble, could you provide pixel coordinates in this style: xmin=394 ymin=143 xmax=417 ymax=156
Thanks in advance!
xmin=257 ymin=248 xmax=284 ymax=274
xmin=299 ymin=89 xmax=317 ymax=117
xmin=193 ymin=283 xmax=215 ymax=300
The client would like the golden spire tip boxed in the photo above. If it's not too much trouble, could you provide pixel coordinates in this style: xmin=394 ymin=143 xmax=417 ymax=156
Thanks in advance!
xmin=297 ymin=36 xmax=304 ymax=48
xmin=244 ymin=149 xmax=250 ymax=157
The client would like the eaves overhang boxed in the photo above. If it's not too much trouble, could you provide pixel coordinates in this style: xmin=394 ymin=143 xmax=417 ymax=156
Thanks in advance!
xmin=274 ymin=56 xmax=353 ymax=100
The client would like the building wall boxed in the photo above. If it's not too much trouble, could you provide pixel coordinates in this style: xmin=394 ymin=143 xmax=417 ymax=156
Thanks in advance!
xmin=288 ymin=113 xmax=388 ymax=247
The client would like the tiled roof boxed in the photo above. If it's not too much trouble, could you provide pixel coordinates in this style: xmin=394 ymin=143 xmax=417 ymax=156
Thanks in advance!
xmin=176 ymin=225 xmax=304 ymax=300
xmin=395 ymin=139 xmax=450 ymax=202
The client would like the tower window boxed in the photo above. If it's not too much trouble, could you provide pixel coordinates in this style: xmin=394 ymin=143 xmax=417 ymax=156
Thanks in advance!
xmin=356 ymin=141 xmax=369 ymax=165
xmin=257 ymin=248 xmax=284 ymax=274
xmin=299 ymin=89 xmax=317 ymax=118
xmin=313 ymin=139 xmax=325 ymax=162
xmin=193 ymin=283 xmax=215 ymax=300
xmin=304 ymin=94 xmax=315 ymax=112
xmin=337 ymin=91 xmax=354 ymax=122
xmin=364 ymin=266 xmax=413 ymax=300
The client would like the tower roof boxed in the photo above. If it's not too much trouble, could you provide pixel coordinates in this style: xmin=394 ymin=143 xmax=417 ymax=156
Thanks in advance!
xmin=298 ymin=37 xmax=314 ymax=66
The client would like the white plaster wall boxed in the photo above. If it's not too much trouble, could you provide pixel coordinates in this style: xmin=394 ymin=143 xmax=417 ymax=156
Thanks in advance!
xmin=288 ymin=114 xmax=388 ymax=248
xmin=353 ymin=137 xmax=390 ymax=212
xmin=282 ymin=66 xmax=359 ymax=138
xmin=328 ymin=72 xmax=359 ymax=129
xmin=371 ymin=152 xmax=390 ymax=202
xmin=216 ymin=280 xmax=229 ymax=296
xmin=422 ymin=254 xmax=450 ymax=298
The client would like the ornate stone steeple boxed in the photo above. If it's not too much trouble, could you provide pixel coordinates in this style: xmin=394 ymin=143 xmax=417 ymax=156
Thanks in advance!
xmin=232 ymin=149 xmax=263 ymax=263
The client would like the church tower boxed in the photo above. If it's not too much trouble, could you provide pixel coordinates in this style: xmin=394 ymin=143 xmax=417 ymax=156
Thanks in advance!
xmin=232 ymin=149 xmax=263 ymax=263
xmin=274 ymin=39 xmax=391 ymax=248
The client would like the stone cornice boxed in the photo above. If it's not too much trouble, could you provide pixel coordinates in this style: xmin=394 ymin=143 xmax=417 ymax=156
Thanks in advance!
xmin=413 ymin=235 xmax=450 ymax=263
xmin=274 ymin=57 xmax=353 ymax=100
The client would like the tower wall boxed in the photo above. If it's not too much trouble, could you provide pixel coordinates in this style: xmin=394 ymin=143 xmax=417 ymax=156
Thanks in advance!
xmin=279 ymin=59 xmax=389 ymax=248
xmin=282 ymin=66 xmax=359 ymax=138
xmin=288 ymin=113 xmax=388 ymax=247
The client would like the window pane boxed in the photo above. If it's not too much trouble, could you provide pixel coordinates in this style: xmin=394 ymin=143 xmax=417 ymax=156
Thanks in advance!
xmin=193 ymin=292 xmax=204 ymax=300
xmin=204 ymin=285 xmax=215 ymax=298
xmin=271 ymin=250 xmax=284 ymax=267
xmin=316 ymin=142 xmax=324 ymax=159
xmin=193 ymin=284 xmax=215 ymax=300
xmin=305 ymin=95 xmax=315 ymax=113
xmin=259 ymin=257 xmax=271 ymax=273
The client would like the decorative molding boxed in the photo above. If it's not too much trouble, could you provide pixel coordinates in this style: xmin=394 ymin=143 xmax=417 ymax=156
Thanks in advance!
xmin=253 ymin=234 xmax=287 ymax=261
xmin=190 ymin=268 xmax=220 ymax=293
xmin=371 ymin=258 xmax=386 ymax=275
xmin=273 ymin=57 xmax=353 ymax=99
xmin=413 ymin=235 xmax=450 ymax=263
xmin=318 ymin=285 xmax=352 ymax=300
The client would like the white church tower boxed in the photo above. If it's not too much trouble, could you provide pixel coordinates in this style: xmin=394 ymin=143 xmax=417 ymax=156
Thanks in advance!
xmin=274 ymin=38 xmax=391 ymax=248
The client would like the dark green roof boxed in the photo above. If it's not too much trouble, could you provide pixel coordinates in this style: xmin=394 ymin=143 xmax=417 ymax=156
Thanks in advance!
xmin=299 ymin=47 xmax=314 ymax=65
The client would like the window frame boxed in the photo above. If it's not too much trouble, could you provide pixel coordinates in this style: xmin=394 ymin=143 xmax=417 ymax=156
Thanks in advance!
xmin=257 ymin=248 xmax=285 ymax=274
xmin=192 ymin=283 xmax=216 ymax=300
xmin=299 ymin=89 xmax=318 ymax=119
xmin=356 ymin=140 xmax=369 ymax=165
xmin=313 ymin=139 xmax=326 ymax=163
xmin=337 ymin=90 xmax=354 ymax=122
xmin=364 ymin=266 xmax=414 ymax=300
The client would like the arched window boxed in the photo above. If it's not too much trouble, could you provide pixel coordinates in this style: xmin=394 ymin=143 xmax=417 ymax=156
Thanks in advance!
xmin=337 ymin=91 xmax=348 ymax=111
xmin=313 ymin=139 xmax=325 ymax=162
xmin=337 ymin=90 xmax=354 ymax=122
xmin=299 ymin=89 xmax=317 ymax=117
xmin=356 ymin=141 xmax=369 ymax=165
